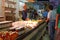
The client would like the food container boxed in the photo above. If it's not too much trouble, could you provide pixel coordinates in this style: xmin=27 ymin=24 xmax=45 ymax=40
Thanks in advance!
xmin=10 ymin=32 xmax=18 ymax=40
xmin=5 ymin=32 xmax=10 ymax=40
xmin=0 ymin=33 xmax=3 ymax=40
xmin=0 ymin=31 xmax=18 ymax=40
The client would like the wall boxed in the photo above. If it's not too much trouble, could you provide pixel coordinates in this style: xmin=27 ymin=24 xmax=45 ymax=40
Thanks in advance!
xmin=15 ymin=0 xmax=20 ymax=21
xmin=49 ymin=0 xmax=59 ymax=8
xmin=0 ymin=0 xmax=4 ymax=17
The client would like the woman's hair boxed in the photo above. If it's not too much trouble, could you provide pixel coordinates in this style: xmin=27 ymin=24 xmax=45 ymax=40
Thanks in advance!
xmin=48 ymin=5 xmax=53 ymax=10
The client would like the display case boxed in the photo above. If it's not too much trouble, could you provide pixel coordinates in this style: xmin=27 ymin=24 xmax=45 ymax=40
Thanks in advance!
xmin=0 ymin=21 xmax=12 ymax=31
xmin=16 ymin=20 xmax=47 ymax=40
xmin=0 ymin=20 xmax=47 ymax=40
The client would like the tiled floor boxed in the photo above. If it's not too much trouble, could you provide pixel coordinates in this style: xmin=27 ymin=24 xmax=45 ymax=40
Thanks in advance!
xmin=42 ymin=34 xmax=50 ymax=40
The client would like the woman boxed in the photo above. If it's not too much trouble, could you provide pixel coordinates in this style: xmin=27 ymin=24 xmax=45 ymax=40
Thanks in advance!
xmin=46 ymin=5 xmax=56 ymax=40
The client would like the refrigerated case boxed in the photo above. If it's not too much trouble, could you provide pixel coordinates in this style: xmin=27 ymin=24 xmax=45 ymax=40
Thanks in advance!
xmin=0 ymin=20 xmax=47 ymax=40
xmin=16 ymin=20 xmax=47 ymax=40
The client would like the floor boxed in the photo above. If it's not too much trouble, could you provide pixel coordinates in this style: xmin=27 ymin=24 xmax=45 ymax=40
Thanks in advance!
xmin=42 ymin=34 xmax=50 ymax=40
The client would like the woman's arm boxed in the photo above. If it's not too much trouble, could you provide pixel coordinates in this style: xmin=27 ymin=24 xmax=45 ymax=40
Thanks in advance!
xmin=46 ymin=18 xmax=49 ymax=22
xmin=55 ymin=14 xmax=59 ymax=30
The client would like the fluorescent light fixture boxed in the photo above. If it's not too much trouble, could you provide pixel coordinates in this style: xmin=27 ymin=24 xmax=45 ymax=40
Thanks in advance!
xmin=19 ymin=2 xmax=25 ymax=6
xmin=19 ymin=2 xmax=25 ymax=11
xmin=19 ymin=0 xmax=28 ymax=2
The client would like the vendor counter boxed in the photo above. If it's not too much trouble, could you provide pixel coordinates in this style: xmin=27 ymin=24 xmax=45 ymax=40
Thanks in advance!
xmin=16 ymin=20 xmax=47 ymax=40
xmin=0 ymin=20 xmax=47 ymax=40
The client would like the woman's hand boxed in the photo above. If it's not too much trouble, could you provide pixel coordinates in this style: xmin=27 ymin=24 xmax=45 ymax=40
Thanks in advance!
xmin=55 ymin=14 xmax=59 ymax=30
xmin=45 ymin=20 xmax=48 ymax=22
xmin=55 ymin=25 xmax=58 ymax=30
xmin=45 ymin=18 xmax=49 ymax=23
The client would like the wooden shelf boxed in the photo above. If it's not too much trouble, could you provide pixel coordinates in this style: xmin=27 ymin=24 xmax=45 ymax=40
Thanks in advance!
xmin=5 ymin=7 xmax=16 ymax=11
xmin=0 ymin=21 xmax=12 ymax=29
xmin=5 ymin=12 xmax=15 ymax=16
xmin=5 ymin=12 xmax=15 ymax=21
xmin=0 ymin=17 xmax=4 ymax=18
xmin=0 ymin=17 xmax=5 ymax=21
xmin=7 ymin=1 xmax=16 ymax=4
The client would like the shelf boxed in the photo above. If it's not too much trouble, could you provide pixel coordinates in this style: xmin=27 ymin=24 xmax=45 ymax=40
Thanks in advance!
xmin=5 ymin=12 xmax=11 ymax=14
xmin=7 ymin=1 xmax=16 ymax=4
xmin=0 ymin=17 xmax=5 ymax=21
xmin=5 ymin=7 xmax=16 ymax=11
xmin=0 ymin=21 xmax=12 ymax=29
xmin=5 ymin=12 xmax=15 ymax=16
xmin=0 ymin=16 xmax=4 ymax=18
xmin=1 ymin=0 xmax=16 ymax=21
xmin=5 ymin=12 xmax=15 ymax=21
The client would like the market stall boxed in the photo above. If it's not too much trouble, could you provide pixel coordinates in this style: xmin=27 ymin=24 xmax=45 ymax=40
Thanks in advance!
xmin=0 ymin=20 xmax=47 ymax=40
xmin=16 ymin=20 xmax=47 ymax=40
